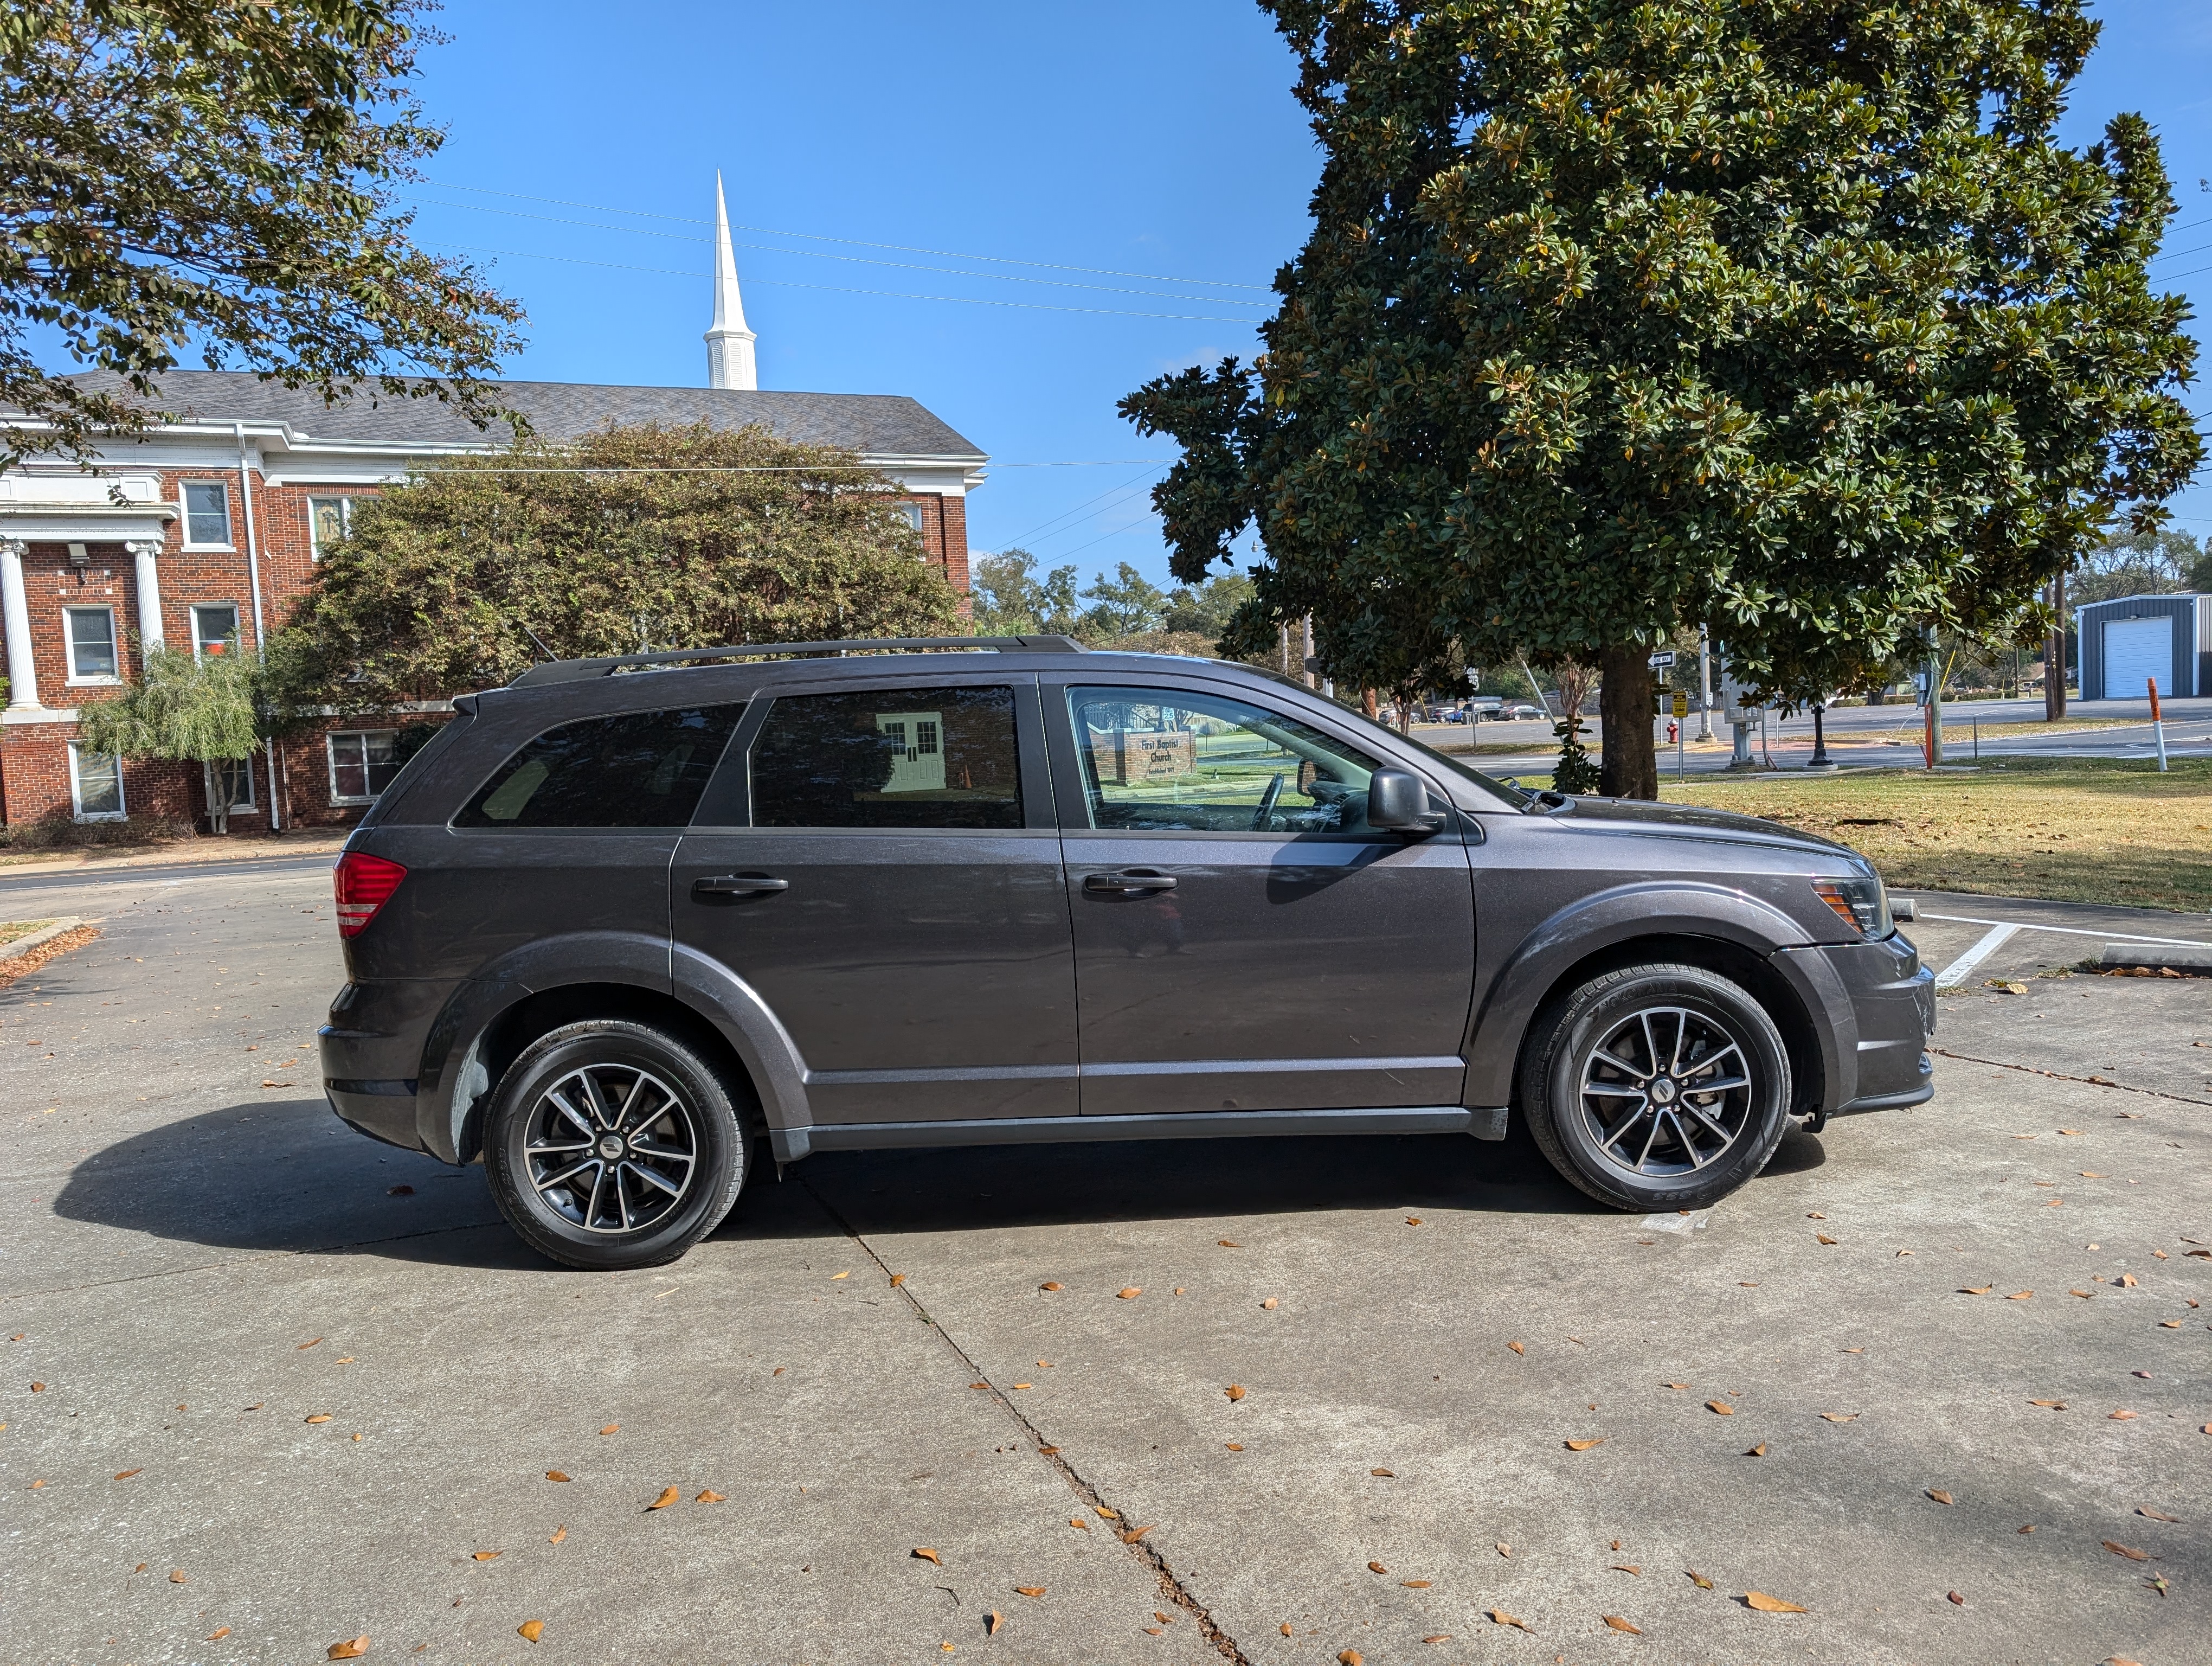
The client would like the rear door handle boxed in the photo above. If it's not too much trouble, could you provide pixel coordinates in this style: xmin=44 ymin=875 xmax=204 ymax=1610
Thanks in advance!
xmin=1082 ymin=869 xmax=1177 ymax=895
xmin=692 ymin=874 xmax=789 ymax=897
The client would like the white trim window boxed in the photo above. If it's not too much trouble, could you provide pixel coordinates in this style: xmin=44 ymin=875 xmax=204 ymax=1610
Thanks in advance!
xmin=68 ymin=743 xmax=125 ymax=821
xmin=893 ymin=502 xmax=927 ymax=535
xmin=327 ymin=729 xmax=402 ymax=803
xmin=203 ymin=755 xmax=255 ymax=812
xmin=308 ymin=495 xmax=358 ymax=559
xmin=62 ymin=605 xmax=121 ymax=683
xmin=182 ymin=480 xmax=234 ymax=548
xmin=190 ymin=603 xmax=241 ymax=659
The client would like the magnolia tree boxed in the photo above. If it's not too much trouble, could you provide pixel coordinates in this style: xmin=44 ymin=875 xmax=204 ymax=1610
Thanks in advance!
xmin=271 ymin=421 xmax=965 ymax=713
xmin=75 ymin=645 xmax=259 ymax=832
xmin=1123 ymin=0 xmax=2201 ymax=797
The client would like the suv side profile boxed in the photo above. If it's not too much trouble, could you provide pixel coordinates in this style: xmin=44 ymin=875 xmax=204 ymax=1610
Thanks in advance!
xmin=321 ymin=637 xmax=1935 ymax=1270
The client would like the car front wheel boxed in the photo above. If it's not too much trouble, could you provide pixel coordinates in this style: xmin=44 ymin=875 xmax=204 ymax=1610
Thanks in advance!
xmin=484 ymin=1020 xmax=747 ymax=1270
xmin=1519 ymin=963 xmax=1793 ymax=1212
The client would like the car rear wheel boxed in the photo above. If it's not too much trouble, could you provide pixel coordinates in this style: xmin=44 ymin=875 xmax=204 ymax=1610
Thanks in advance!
xmin=484 ymin=1020 xmax=746 ymax=1270
xmin=1519 ymin=963 xmax=1793 ymax=1212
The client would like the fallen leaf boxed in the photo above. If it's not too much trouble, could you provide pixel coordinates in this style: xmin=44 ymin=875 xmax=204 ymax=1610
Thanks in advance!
xmin=1371 ymin=1468 xmax=1394 ymax=1477
xmin=909 ymin=1547 xmax=945 ymax=1566
xmin=1401 ymin=1578 xmax=1431 ymax=1588
xmin=696 ymin=1489 xmax=725 ymax=1503
xmin=2138 ymin=1507 xmax=2182 ymax=1522
xmin=1069 ymin=1517 xmax=1088 ymax=1531
xmin=1487 ymin=1607 xmax=1532 ymax=1632
xmin=968 ymin=1382 xmax=987 ymax=1390
xmin=599 ymin=1424 xmax=619 ymax=1435
xmin=1508 ymin=1341 xmax=1525 ymax=1355
xmin=1367 ymin=1560 xmax=1388 ymax=1573
xmin=2161 ymin=1319 xmax=2184 ymax=1329
xmin=1422 ymin=1636 xmax=1452 ymax=1645
xmin=889 ymin=1273 xmax=906 ymax=1286
xmin=27 ymin=1479 xmax=43 ymax=1489
xmin=1744 ymin=1591 xmax=1808 ymax=1613
xmin=1686 ymin=1569 xmax=1714 ymax=1590
xmin=1039 ymin=1281 xmax=1062 ymax=1292
xmin=2109 ymin=1410 xmax=2138 ymax=1421
xmin=2059 ymin=1128 xmax=2084 ymax=1136
xmin=2004 ymin=1291 xmax=2033 ymax=1301
xmin=1117 ymin=1287 xmax=1142 ymax=1300
xmin=1663 ymin=1381 xmax=1689 ymax=1390
xmin=1604 ymin=1616 xmax=1643 ymax=1635
xmin=1745 ymin=1443 xmax=1767 ymax=1456
xmin=545 ymin=1470 xmax=570 ymax=1483
xmin=472 ymin=1550 xmax=500 ymax=1561
xmin=1219 ymin=1240 xmax=1240 ymax=1248
xmin=986 ymin=1611 xmax=1004 ymax=1636
xmin=518 ymin=1620 xmax=544 ymax=1643
xmin=1261 ymin=1296 xmax=1279 ymax=1309
xmin=549 ymin=1527 xmax=566 ymax=1543
xmin=1816 ymin=1233 xmax=1838 ymax=1245
xmin=1496 ymin=1542 xmax=1510 ymax=1557
xmin=1224 ymin=1443 xmax=1242 ymax=1451
xmin=1012 ymin=1384 xmax=1032 ymax=1391
xmin=305 ymin=1414 xmax=332 ymax=1424
xmin=2119 ymin=1273 xmax=2138 ymax=1287
xmin=1405 ymin=1216 xmax=1423 ymax=1226
xmin=2029 ymin=1399 xmax=2067 ymax=1409
xmin=1947 ymin=1590 xmax=1966 ymax=1606
xmin=1014 ymin=1586 xmax=1045 ymax=1598
xmin=207 ymin=1628 xmax=230 ymax=1641
xmin=1226 ymin=1383 xmax=1246 ymax=1401
xmin=646 ymin=1487 xmax=680 ymax=1510
xmin=1339 ymin=1652 xmax=1364 ymax=1666
xmin=1706 ymin=1400 xmax=1735 ymax=1415
xmin=113 ymin=1468 xmax=140 ymax=1481
xmin=1819 ymin=1412 xmax=1859 ymax=1423
xmin=1281 ymin=1623 xmax=1294 ymax=1637
xmin=2103 ymin=1541 xmax=2153 ymax=1561
xmin=298 ymin=1338 xmax=323 ymax=1350
xmin=1841 ymin=1347 xmax=1864 ymax=1354
xmin=1928 ymin=1490 xmax=1953 ymax=1505
xmin=1565 ymin=1438 xmax=1605 ymax=1450
xmin=170 ymin=1569 xmax=188 ymax=1583
xmin=386 ymin=1184 xmax=413 ymax=1196
xmin=1121 ymin=1524 xmax=1155 ymax=1542
xmin=1610 ymin=1564 xmax=1642 ymax=1575
xmin=2071 ymin=1289 xmax=2094 ymax=1298
xmin=1960 ymin=1285 xmax=1992 ymax=1295
xmin=830 ymin=1271 xmax=850 ymax=1280
xmin=2017 ymin=1525 xmax=2036 ymax=1534
xmin=327 ymin=1639 xmax=369 ymax=1660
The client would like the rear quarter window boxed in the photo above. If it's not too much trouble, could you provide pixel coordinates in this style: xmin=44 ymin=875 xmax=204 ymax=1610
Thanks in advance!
xmin=453 ymin=704 xmax=746 ymax=829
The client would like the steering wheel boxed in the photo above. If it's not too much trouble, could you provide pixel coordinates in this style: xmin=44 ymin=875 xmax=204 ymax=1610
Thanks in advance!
xmin=1251 ymin=772 xmax=1284 ymax=830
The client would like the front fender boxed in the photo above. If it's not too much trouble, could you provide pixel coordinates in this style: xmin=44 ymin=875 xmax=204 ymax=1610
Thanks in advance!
xmin=1463 ymin=882 xmax=1848 ymax=1111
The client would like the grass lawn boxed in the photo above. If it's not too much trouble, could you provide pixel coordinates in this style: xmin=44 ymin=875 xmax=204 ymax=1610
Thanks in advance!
xmin=1660 ymin=755 xmax=2212 ymax=913
xmin=0 ymin=920 xmax=57 ymax=947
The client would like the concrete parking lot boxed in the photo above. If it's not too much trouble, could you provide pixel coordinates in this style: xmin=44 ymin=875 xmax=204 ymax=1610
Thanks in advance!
xmin=3 ymin=855 xmax=2207 ymax=1665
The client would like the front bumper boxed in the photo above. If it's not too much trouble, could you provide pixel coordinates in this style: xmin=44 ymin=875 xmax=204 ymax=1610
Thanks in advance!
xmin=1798 ymin=931 xmax=1938 ymax=1114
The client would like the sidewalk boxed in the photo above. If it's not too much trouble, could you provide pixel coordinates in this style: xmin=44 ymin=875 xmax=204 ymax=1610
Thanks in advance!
xmin=0 ymin=829 xmax=348 ymax=879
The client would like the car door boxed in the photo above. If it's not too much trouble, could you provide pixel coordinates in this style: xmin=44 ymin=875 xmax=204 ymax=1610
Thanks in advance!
xmin=671 ymin=673 xmax=1078 ymax=1126
xmin=1046 ymin=677 xmax=1476 ymax=1117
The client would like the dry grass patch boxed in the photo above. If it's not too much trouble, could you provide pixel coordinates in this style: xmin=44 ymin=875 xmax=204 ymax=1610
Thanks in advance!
xmin=1662 ymin=755 xmax=2212 ymax=912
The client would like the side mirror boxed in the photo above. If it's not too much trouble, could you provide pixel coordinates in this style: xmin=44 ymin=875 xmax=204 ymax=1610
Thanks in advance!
xmin=1367 ymin=768 xmax=1438 ymax=832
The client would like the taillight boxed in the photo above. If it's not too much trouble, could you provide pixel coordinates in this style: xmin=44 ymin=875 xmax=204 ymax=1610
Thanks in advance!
xmin=334 ymin=851 xmax=407 ymax=939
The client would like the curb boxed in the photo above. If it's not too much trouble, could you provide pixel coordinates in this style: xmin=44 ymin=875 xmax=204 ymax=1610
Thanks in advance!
xmin=2099 ymin=943 xmax=2212 ymax=974
xmin=0 ymin=916 xmax=87 ymax=962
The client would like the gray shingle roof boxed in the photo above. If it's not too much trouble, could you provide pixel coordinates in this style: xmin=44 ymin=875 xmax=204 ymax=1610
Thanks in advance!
xmin=59 ymin=370 xmax=985 ymax=460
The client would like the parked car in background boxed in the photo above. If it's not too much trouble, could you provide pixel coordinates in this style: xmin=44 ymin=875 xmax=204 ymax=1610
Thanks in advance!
xmin=321 ymin=635 xmax=1935 ymax=1270
xmin=1497 ymin=703 xmax=1544 ymax=721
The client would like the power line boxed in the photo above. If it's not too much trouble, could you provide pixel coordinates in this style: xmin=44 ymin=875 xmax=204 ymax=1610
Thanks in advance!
xmin=426 ymin=240 xmax=1268 ymax=324
xmin=417 ymin=179 xmax=1274 ymax=291
xmin=408 ymin=196 xmax=1269 ymax=307
xmin=993 ymin=466 xmax=1169 ymax=552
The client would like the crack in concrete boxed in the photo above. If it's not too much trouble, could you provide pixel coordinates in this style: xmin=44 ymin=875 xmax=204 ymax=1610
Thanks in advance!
xmin=1931 ymin=1047 xmax=2212 ymax=1108
xmin=799 ymin=1172 xmax=1252 ymax=1666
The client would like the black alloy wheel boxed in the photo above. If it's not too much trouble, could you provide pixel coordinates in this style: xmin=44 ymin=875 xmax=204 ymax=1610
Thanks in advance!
xmin=485 ymin=1020 xmax=747 ymax=1270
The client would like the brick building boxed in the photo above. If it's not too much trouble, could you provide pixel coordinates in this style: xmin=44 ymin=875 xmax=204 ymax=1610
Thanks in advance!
xmin=0 ymin=179 xmax=987 ymax=834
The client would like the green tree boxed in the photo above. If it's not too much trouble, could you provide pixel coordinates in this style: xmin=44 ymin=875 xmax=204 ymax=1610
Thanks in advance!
xmin=1122 ymin=0 xmax=2201 ymax=798
xmin=2072 ymin=529 xmax=2200 ymax=607
xmin=1162 ymin=571 xmax=1257 ymax=640
xmin=273 ymin=421 xmax=963 ymax=711
xmin=75 ymin=644 xmax=258 ymax=831
xmin=1078 ymin=562 xmax=1171 ymax=638
xmin=969 ymin=547 xmax=1082 ymax=635
xmin=2 ymin=0 xmax=524 ymax=465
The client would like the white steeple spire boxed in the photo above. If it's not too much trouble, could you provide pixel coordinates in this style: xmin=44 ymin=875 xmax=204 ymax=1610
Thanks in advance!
xmin=704 ymin=171 xmax=757 ymax=390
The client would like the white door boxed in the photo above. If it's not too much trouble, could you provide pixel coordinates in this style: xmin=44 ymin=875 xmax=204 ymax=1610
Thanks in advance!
xmin=874 ymin=710 xmax=947 ymax=793
xmin=2102 ymin=617 xmax=2172 ymax=699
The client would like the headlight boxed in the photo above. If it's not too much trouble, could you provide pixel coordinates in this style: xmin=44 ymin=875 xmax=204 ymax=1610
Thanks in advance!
xmin=1812 ymin=874 xmax=1892 ymax=938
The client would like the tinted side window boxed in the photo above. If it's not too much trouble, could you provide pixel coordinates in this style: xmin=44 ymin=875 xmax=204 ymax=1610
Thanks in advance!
xmin=750 ymin=685 xmax=1021 ymax=829
xmin=454 ymin=705 xmax=745 ymax=829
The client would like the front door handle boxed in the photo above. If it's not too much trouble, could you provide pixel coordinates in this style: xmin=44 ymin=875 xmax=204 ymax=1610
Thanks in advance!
xmin=1083 ymin=869 xmax=1177 ymax=896
xmin=692 ymin=874 xmax=789 ymax=898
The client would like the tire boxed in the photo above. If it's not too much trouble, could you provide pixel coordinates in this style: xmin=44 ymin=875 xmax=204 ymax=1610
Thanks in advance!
xmin=483 ymin=1020 xmax=747 ymax=1271
xmin=1518 ymin=963 xmax=1793 ymax=1213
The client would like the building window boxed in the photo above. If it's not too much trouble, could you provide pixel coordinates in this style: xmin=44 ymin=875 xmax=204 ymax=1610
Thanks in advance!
xmin=894 ymin=502 xmax=927 ymax=535
xmin=191 ymin=604 xmax=241 ymax=658
xmin=308 ymin=496 xmax=357 ymax=558
xmin=63 ymin=606 xmax=120 ymax=682
xmin=204 ymin=756 xmax=255 ymax=812
xmin=327 ymin=730 xmax=403 ymax=804
xmin=182 ymin=480 xmax=233 ymax=547
xmin=69 ymin=744 xmax=125 ymax=821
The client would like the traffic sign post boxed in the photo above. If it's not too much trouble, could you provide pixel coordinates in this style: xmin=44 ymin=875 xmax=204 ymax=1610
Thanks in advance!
xmin=2151 ymin=676 xmax=2168 ymax=772
xmin=1671 ymin=690 xmax=1689 ymax=778
xmin=1648 ymin=650 xmax=1676 ymax=670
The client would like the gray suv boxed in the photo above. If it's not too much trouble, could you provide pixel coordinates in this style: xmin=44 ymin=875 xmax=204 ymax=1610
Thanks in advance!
xmin=320 ymin=637 xmax=1935 ymax=1270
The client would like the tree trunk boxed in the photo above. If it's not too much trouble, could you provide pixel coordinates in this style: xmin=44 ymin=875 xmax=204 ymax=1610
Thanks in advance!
xmin=1598 ymin=645 xmax=1658 ymax=799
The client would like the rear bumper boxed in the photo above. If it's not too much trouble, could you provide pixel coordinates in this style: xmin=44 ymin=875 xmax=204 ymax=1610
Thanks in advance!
xmin=319 ymin=977 xmax=455 ymax=1158
xmin=326 ymin=1079 xmax=421 ymax=1149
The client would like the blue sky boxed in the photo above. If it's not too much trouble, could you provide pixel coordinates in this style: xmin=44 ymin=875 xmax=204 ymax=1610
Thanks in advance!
xmin=402 ymin=3 xmax=2209 ymax=581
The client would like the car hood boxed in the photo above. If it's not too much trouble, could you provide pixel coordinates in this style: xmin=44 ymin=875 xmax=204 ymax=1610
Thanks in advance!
xmin=1548 ymin=794 xmax=1862 ymax=866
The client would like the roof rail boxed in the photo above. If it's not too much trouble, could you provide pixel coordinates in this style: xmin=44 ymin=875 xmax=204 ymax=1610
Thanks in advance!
xmin=506 ymin=635 xmax=1085 ymax=688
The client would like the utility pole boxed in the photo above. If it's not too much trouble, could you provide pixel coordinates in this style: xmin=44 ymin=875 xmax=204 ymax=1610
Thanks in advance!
xmin=2045 ymin=573 xmax=2068 ymax=720
xmin=1301 ymin=614 xmax=1317 ymax=690
xmin=1696 ymin=626 xmax=1714 ymax=741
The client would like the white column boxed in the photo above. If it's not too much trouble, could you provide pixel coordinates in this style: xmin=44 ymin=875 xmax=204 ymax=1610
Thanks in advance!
xmin=127 ymin=539 xmax=164 ymax=659
xmin=1 ymin=537 xmax=38 ymax=711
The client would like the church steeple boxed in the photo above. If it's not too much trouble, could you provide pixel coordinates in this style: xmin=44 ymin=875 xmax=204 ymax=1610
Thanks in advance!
xmin=704 ymin=172 xmax=758 ymax=390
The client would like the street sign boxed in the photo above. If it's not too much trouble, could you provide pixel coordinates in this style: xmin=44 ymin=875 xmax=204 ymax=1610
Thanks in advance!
xmin=1671 ymin=691 xmax=1689 ymax=718
xmin=1648 ymin=650 xmax=1676 ymax=670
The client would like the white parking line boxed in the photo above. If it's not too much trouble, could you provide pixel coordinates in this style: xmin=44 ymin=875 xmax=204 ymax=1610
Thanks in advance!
xmin=1933 ymin=923 xmax=2021 ymax=990
xmin=1919 ymin=911 xmax=2206 ymax=949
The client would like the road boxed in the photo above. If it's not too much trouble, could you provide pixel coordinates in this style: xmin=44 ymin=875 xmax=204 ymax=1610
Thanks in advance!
xmin=3 ymin=860 xmax=2207 ymax=1665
